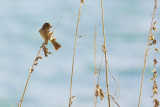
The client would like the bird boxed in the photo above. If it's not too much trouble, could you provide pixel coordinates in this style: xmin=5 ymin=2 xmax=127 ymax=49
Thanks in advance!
xmin=39 ymin=23 xmax=61 ymax=50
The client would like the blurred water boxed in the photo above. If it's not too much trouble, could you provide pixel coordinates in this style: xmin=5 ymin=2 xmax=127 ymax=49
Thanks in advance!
xmin=0 ymin=0 xmax=160 ymax=107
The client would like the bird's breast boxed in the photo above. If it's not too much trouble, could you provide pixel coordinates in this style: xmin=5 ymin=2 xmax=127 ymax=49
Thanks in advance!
xmin=39 ymin=29 xmax=48 ymax=41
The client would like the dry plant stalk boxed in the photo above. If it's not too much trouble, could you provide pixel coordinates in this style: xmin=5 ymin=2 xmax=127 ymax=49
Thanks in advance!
xmin=97 ymin=55 xmax=103 ymax=84
xmin=100 ymin=0 xmax=111 ymax=106
xmin=149 ymin=13 xmax=159 ymax=106
xmin=112 ymin=75 xmax=120 ymax=107
xmin=151 ymin=59 xmax=159 ymax=107
xmin=138 ymin=0 xmax=157 ymax=106
xmin=108 ymin=94 xmax=120 ymax=107
xmin=95 ymin=54 xmax=120 ymax=105
xmin=98 ymin=49 xmax=120 ymax=105
xmin=94 ymin=25 xmax=98 ymax=107
xmin=108 ymin=63 xmax=120 ymax=99
xmin=95 ymin=56 xmax=104 ymax=102
xmin=69 ymin=0 xmax=84 ymax=107
xmin=18 ymin=41 xmax=51 ymax=107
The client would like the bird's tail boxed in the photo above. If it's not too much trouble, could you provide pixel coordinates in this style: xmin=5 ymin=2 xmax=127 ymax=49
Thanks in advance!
xmin=51 ymin=39 xmax=61 ymax=50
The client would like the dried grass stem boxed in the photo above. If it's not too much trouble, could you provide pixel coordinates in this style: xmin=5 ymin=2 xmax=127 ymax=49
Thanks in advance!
xmin=94 ymin=25 xmax=97 ymax=107
xmin=69 ymin=1 xmax=83 ymax=107
xmin=100 ymin=0 xmax=111 ymax=106
xmin=19 ymin=42 xmax=45 ymax=107
xmin=138 ymin=0 xmax=157 ymax=106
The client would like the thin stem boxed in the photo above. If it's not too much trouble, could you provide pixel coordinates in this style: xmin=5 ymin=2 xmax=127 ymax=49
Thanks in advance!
xmin=19 ymin=45 xmax=43 ymax=107
xmin=109 ymin=95 xmax=120 ymax=107
xmin=112 ymin=75 xmax=120 ymax=107
xmin=108 ymin=63 xmax=120 ymax=100
xmin=20 ymin=72 xmax=32 ymax=107
xmin=69 ymin=1 xmax=83 ymax=107
xmin=138 ymin=0 xmax=157 ymax=107
xmin=52 ymin=16 xmax=63 ymax=33
xmin=100 ymin=0 xmax=111 ymax=106
xmin=94 ymin=25 xmax=97 ymax=107
xmin=97 ymin=56 xmax=103 ymax=84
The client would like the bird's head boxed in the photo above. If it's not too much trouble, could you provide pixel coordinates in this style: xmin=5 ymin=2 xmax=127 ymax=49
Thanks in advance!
xmin=42 ymin=23 xmax=52 ymax=30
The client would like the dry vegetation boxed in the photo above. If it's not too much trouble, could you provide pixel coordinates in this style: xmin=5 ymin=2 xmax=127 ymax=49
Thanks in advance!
xmin=138 ymin=0 xmax=159 ymax=107
xmin=17 ymin=0 xmax=159 ymax=107
xmin=68 ymin=0 xmax=84 ymax=106
xmin=18 ymin=41 xmax=52 ymax=107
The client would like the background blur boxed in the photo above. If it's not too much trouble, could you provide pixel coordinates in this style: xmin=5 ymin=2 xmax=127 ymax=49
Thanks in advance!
xmin=0 ymin=0 xmax=160 ymax=107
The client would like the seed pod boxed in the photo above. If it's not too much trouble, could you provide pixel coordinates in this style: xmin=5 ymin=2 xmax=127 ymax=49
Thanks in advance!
xmin=149 ymin=34 xmax=154 ymax=41
xmin=153 ymin=72 xmax=157 ymax=78
xmin=153 ymin=27 xmax=157 ymax=31
xmin=152 ymin=39 xmax=157 ymax=45
xmin=29 ymin=68 xmax=34 ymax=73
xmin=153 ymin=59 xmax=158 ymax=65
xmin=151 ymin=68 xmax=156 ymax=72
xmin=81 ymin=0 xmax=84 ymax=3
xmin=100 ymin=89 xmax=104 ymax=101
xmin=96 ymin=84 xmax=100 ymax=90
xmin=155 ymin=48 xmax=160 ymax=52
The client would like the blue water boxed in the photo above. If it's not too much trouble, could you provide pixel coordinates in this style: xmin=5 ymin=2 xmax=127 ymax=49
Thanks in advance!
xmin=0 ymin=0 xmax=160 ymax=107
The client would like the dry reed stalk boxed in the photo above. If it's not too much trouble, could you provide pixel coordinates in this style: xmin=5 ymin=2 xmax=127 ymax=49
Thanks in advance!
xmin=95 ymin=56 xmax=105 ymax=102
xmin=69 ymin=0 xmax=84 ymax=106
xmin=97 ymin=56 xmax=103 ymax=84
xmin=19 ymin=72 xmax=32 ymax=107
xmin=138 ymin=0 xmax=157 ymax=106
xmin=108 ymin=95 xmax=120 ymax=107
xmin=151 ymin=59 xmax=159 ymax=107
xmin=112 ymin=75 xmax=120 ymax=107
xmin=94 ymin=25 xmax=97 ymax=107
xmin=108 ymin=64 xmax=120 ymax=100
xmin=100 ymin=0 xmax=111 ymax=106
xmin=19 ymin=41 xmax=50 ymax=107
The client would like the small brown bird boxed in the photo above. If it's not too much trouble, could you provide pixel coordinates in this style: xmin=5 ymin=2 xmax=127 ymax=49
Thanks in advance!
xmin=39 ymin=23 xmax=61 ymax=50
